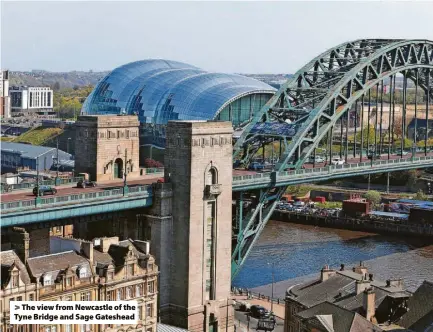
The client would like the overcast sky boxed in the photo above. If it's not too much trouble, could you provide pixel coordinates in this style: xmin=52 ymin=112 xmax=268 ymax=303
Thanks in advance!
xmin=1 ymin=1 xmax=433 ymax=74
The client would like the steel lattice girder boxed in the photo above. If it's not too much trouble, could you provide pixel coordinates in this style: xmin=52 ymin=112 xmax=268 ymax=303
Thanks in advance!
xmin=234 ymin=39 xmax=433 ymax=171
xmin=230 ymin=39 xmax=433 ymax=280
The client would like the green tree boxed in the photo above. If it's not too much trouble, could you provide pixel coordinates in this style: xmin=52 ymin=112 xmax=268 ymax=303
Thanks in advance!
xmin=53 ymin=81 xmax=61 ymax=91
xmin=406 ymin=170 xmax=418 ymax=189
xmin=364 ymin=190 xmax=381 ymax=208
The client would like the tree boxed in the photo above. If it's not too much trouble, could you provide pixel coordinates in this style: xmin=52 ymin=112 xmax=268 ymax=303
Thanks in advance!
xmin=406 ymin=169 xmax=418 ymax=189
xmin=415 ymin=189 xmax=428 ymax=201
xmin=364 ymin=190 xmax=381 ymax=208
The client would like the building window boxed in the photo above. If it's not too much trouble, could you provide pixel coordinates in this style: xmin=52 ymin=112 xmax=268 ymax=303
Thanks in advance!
xmin=108 ymin=271 xmax=114 ymax=280
xmin=80 ymin=324 xmax=91 ymax=332
xmin=79 ymin=267 xmax=88 ymax=278
xmin=127 ymin=264 xmax=134 ymax=276
xmin=29 ymin=294 xmax=34 ymax=301
xmin=146 ymin=328 xmax=153 ymax=332
xmin=12 ymin=274 xmax=19 ymax=287
xmin=206 ymin=279 xmax=211 ymax=292
xmin=148 ymin=263 xmax=154 ymax=271
xmin=80 ymin=292 xmax=90 ymax=301
xmin=64 ymin=295 xmax=73 ymax=301
xmin=43 ymin=275 xmax=52 ymax=286
xmin=136 ymin=284 xmax=143 ymax=297
xmin=65 ymin=325 xmax=72 ymax=332
xmin=147 ymin=280 xmax=155 ymax=294
xmin=138 ymin=306 xmax=142 ymax=320
xmin=126 ymin=287 xmax=133 ymax=299
xmin=207 ymin=239 xmax=212 ymax=249
xmin=117 ymin=289 xmax=122 ymax=300
xmin=146 ymin=303 xmax=153 ymax=318
xmin=66 ymin=277 xmax=73 ymax=286
xmin=16 ymin=296 xmax=22 ymax=301
xmin=44 ymin=326 xmax=56 ymax=332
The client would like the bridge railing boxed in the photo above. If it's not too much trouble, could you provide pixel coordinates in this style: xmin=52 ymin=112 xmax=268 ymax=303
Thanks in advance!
xmin=233 ymin=156 xmax=433 ymax=186
xmin=1 ymin=176 xmax=85 ymax=193
xmin=1 ymin=184 xmax=152 ymax=213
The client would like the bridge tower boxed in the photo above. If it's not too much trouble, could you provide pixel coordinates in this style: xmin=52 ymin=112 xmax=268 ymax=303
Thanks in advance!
xmin=155 ymin=120 xmax=234 ymax=332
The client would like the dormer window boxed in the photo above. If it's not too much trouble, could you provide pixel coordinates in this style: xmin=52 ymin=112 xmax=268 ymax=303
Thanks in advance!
xmin=78 ymin=266 xmax=88 ymax=278
xmin=43 ymin=275 xmax=52 ymax=286
xmin=148 ymin=263 xmax=154 ymax=271
xmin=12 ymin=273 xmax=19 ymax=287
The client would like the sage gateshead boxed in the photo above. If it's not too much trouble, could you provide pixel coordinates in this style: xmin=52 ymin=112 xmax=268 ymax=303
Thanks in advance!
xmin=81 ymin=59 xmax=276 ymax=160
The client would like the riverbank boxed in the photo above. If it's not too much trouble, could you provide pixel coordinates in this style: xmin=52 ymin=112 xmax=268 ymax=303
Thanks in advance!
xmin=272 ymin=210 xmax=433 ymax=237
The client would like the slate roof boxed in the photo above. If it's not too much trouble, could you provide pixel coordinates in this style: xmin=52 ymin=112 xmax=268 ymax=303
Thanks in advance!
xmin=298 ymin=302 xmax=382 ymax=332
xmin=0 ymin=250 xmax=31 ymax=286
xmin=288 ymin=269 xmax=409 ymax=308
xmin=398 ymin=280 xmax=433 ymax=332
xmin=1 ymin=142 xmax=56 ymax=159
xmin=27 ymin=250 xmax=91 ymax=280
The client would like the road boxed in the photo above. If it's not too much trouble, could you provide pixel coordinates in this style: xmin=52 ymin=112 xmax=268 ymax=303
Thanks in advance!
xmin=234 ymin=310 xmax=284 ymax=332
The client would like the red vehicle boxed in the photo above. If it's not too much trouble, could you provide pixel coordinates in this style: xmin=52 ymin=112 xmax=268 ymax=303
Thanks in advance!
xmin=157 ymin=178 xmax=165 ymax=183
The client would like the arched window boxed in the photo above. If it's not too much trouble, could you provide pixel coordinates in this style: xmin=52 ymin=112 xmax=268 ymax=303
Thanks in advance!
xmin=43 ymin=274 xmax=52 ymax=286
xmin=78 ymin=266 xmax=88 ymax=278
xmin=126 ymin=286 xmax=133 ymax=299
xmin=206 ymin=168 xmax=217 ymax=185
xmin=116 ymin=289 xmax=122 ymax=300
xmin=136 ymin=284 xmax=143 ymax=297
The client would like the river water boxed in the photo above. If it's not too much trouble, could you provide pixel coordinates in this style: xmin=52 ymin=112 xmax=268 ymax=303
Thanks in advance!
xmin=232 ymin=220 xmax=433 ymax=297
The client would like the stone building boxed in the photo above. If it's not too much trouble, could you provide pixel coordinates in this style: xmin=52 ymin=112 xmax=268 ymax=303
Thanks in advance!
xmin=284 ymin=262 xmax=410 ymax=332
xmin=148 ymin=120 xmax=234 ymax=331
xmin=75 ymin=115 xmax=140 ymax=182
xmin=0 ymin=229 xmax=159 ymax=332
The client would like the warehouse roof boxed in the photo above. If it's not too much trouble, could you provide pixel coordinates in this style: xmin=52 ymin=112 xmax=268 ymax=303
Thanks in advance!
xmin=1 ymin=142 xmax=56 ymax=159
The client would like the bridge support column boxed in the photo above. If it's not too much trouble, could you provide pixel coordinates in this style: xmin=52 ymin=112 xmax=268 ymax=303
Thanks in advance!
xmin=387 ymin=172 xmax=390 ymax=194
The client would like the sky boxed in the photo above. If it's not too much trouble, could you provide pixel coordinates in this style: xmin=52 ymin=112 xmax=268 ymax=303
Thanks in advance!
xmin=1 ymin=1 xmax=433 ymax=74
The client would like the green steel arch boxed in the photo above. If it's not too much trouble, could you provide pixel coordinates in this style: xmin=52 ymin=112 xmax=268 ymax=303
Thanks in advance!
xmin=231 ymin=39 xmax=433 ymax=280
xmin=234 ymin=39 xmax=433 ymax=171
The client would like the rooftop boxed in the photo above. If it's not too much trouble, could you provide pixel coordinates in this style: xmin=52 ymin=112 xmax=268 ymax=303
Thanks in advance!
xmin=1 ymin=142 xmax=60 ymax=159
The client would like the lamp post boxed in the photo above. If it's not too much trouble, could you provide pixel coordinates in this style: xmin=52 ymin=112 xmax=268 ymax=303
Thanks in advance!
xmin=55 ymin=138 xmax=60 ymax=185
xmin=268 ymin=262 xmax=275 ymax=315
xmin=123 ymin=148 xmax=128 ymax=195
xmin=67 ymin=137 xmax=71 ymax=154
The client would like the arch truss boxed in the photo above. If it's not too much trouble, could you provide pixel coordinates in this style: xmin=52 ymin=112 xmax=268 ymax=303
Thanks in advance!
xmin=231 ymin=39 xmax=433 ymax=280
xmin=234 ymin=39 xmax=433 ymax=171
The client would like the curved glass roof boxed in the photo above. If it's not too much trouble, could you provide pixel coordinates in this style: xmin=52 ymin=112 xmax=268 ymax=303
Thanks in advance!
xmin=82 ymin=59 xmax=276 ymax=124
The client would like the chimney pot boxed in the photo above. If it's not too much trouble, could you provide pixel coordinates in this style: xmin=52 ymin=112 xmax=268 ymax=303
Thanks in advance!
xmin=340 ymin=264 xmax=345 ymax=271
xmin=369 ymin=273 xmax=373 ymax=281
xmin=386 ymin=280 xmax=391 ymax=287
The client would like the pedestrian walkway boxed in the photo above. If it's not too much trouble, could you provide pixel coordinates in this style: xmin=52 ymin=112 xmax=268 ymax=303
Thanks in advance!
xmin=232 ymin=295 xmax=285 ymax=320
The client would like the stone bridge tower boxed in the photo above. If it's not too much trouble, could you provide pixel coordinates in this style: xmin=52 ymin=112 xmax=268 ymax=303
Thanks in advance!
xmin=152 ymin=120 xmax=234 ymax=332
xmin=75 ymin=115 xmax=140 ymax=181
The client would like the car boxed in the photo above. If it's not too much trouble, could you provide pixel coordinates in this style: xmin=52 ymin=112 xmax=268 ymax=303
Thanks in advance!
xmin=77 ymin=180 xmax=97 ymax=188
xmin=331 ymin=158 xmax=345 ymax=165
xmin=33 ymin=185 xmax=57 ymax=196
xmin=395 ymin=149 xmax=409 ymax=156
xmin=248 ymin=162 xmax=265 ymax=171
xmin=249 ymin=305 xmax=268 ymax=319
xmin=309 ymin=155 xmax=325 ymax=163
xmin=157 ymin=178 xmax=165 ymax=183
xmin=367 ymin=153 xmax=381 ymax=160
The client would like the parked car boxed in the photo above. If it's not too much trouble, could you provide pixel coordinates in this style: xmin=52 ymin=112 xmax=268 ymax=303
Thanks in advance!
xmin=249 ymin=305 xmax=269 ymax=319
xmin=157 ymin=178 xmax=165 ymax=183
xmin=33 ymin=185 xmax=57 ymax=196
xmin=331 ymin=157 xmax=345 ymax=165
xmin=238 ymin=301 xmax=251 ymax=312
xmin=77 ymin=180 xmax=97 ymax=188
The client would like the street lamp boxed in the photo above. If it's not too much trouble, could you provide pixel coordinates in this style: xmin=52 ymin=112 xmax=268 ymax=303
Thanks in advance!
xmin=267 ymin=262 xmax=275 ymax=315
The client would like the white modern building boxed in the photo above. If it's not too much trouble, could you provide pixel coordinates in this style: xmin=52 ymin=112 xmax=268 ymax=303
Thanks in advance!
xmin=0 ymin=70 xmax=11 ymax=118
xmin=9 ymin=86 xmax=53 ymax=112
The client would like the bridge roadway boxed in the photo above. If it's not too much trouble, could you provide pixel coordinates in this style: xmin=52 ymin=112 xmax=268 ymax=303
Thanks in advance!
xmin=1 ymin=153 xmax=432 ymax=227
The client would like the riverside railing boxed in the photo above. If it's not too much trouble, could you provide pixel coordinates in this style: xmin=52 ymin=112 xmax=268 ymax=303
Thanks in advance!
xmin=233 ymin=156 xmax=433 ymax=187
xmin=1 ymin=184 xmax=152 ymax=213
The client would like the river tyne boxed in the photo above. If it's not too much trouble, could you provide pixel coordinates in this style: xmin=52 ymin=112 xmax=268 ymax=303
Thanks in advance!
xmin=233 ymin=220 xmax=433 ymax=297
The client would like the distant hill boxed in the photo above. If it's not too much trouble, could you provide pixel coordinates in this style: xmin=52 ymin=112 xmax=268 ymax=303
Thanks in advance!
xmin=9 ymin=70 xmax=110 ymax=89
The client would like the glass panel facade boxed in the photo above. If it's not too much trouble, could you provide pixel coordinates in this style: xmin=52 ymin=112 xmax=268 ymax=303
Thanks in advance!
xmin=82 ymin=59 xmax=276 ymax=149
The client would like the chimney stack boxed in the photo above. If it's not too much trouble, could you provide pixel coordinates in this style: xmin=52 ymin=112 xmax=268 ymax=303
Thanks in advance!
xmin=354 ymin=261 xmax=368 ymax=277
xmin=100 ymin=237 xmax=119 ymax=253
xmin=363 ymin=287 xmax=376 ymax=322
xmin=9 ymin=227 xmax=30 ymax=263
xmin=356 ymin=277 xmax=371 ymax=295
xmin=81 ymin=241 xmax=94 ymax=265
xmin=320 ymin=265 xmax=336 ymax=282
